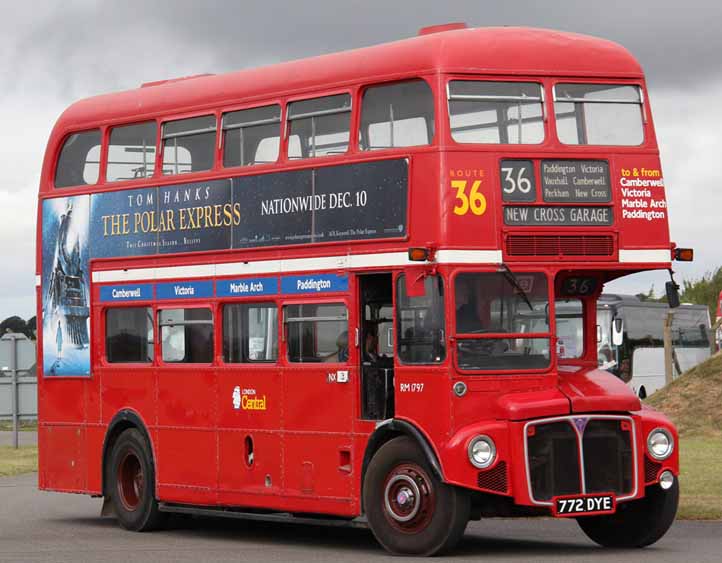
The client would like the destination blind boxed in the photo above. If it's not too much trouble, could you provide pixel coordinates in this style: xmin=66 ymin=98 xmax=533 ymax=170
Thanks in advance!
xmin=540 ymin=160 xmax=611 ymax=203
xmin=504 ymin=206 xmax=613 ymax=226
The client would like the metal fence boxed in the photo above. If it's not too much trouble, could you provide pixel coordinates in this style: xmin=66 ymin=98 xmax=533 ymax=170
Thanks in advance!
xmin=0 ymin=333 xmax=37 ymax=448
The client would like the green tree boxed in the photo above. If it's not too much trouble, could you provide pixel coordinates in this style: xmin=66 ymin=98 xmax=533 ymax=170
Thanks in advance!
xmin=678 ymin=267 xmax=722 ymax=321
xmin=0 ymin=316 xmax=36 ymax=339
xmin=26 ymin=316 xmax=37 ymax=337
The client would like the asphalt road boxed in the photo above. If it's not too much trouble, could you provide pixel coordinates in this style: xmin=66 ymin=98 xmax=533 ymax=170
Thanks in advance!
xmin=0 ymin=473 xmax=720 ymax=562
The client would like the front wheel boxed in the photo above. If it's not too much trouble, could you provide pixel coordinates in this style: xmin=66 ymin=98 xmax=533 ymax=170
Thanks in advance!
xmin=363 ymin=436 xmax=469 ymax=556
xmin=108 ymin=428 xmax=166 ymax=531
xmin=577 ymin=479 xmax=679 ymax=548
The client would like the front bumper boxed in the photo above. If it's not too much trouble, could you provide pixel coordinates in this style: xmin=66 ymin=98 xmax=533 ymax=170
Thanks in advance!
xmin=441 ymin=410 xmax=678 ymax=510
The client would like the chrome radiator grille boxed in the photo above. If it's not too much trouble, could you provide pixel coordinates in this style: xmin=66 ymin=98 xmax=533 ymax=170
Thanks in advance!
xmin=525 ymin=416 xmax=637 ymax=504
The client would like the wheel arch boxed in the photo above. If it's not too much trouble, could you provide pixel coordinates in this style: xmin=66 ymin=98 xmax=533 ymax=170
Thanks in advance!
xmin=101 ymin=409 xmax=156 ymax=497
xmin=361 ymin=419 xmax=444 ymax=492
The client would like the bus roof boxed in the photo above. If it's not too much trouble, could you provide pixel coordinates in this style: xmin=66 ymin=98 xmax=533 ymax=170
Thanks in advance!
xmin=599 ymin=294 xmax=709 ymax=312
xmin=51 ymin=26 xmax=643 ymax=133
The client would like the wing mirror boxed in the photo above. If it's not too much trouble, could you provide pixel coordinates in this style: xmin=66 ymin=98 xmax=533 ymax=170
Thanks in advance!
xmin=665 ymin=280 xmax=680 ymax=309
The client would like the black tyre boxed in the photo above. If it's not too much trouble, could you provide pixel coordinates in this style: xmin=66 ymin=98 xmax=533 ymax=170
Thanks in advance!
xmin=577 ymin=479 xmax=679 ymax=548
xmin=363 ymin=436 xmax=470 ymax=556
xmin=108 ymin=428 xmax=166 ymax=531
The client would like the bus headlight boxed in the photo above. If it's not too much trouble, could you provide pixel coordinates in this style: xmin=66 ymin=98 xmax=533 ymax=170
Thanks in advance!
xmin=467 ymin=435 xmax=496 ymax=469
xmin=647 ymin=428 xmax=673 ymax=460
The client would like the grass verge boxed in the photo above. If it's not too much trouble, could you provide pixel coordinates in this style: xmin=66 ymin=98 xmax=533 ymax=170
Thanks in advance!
xmin=0 ymin=446 xmax=38 ymax=477
xmin=0 ymin=421 xmax=37 ymax=432
xmin=677 ymin=436 xmax=722 ymax=520
xmin=647 ymin=353 xmax=722 ymax=438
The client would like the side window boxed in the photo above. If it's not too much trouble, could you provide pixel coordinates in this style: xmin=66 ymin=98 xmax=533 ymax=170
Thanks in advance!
xmin=222 ymin=105 xmax=281 ymax=167
xmin=287 ymin=94 xmax=351 ymax=159
xmin=107 ymin=122 xmax=157 ymax=181
xmin=55 ymin=130 xmax=102 ymax=188
xmin=106 ymin=307 xmax=154 ymax=363
xmin=159 ymin=308 xmax=213 ymax=363
xmin=556 ymin=299 xmax=584 ymax=359
xmin=396 ymin=275 xmax=445 ymax=363
xmin=360 ymin=80 xmax=435 ymax=150
xmin=223 ymin=303 xmax=278 ymax=363
xmin=284 ymin=303 xmax=348 ymax=363
xmin=162 ymin=115 xmax=216 ymax=175
xmin=448 ymin=81 xmax=544 ymax=144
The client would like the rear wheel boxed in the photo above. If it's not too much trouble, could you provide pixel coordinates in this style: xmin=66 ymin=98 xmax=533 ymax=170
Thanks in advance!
xmin=577 ymin=479 xmax=679 ymax=548
xmin=108 ymin=428 xmax=166 ymax=531
xmin=363 ymin=436 xmax=469 ymax=555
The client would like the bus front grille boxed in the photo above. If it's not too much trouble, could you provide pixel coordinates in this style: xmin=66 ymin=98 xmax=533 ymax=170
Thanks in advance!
xmin=506 ymin=235 xmax=614 ymax=257
xmin=526 ymin=416 xmax=636 ymax=503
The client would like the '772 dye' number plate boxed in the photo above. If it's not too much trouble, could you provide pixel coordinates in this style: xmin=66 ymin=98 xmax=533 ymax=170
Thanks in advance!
xmin=553 ymin=494 xmax=616 ymax=517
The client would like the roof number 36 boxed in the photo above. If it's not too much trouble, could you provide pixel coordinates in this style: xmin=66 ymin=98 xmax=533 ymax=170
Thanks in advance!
xmin=452 ymin=180 xmax=487 ymax=216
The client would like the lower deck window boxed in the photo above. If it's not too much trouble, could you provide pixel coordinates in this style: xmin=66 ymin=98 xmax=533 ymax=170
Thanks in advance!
xmin=106 ymin=307 xmax=154 ymax=363
xmin=223 ymin=303 xmax=278 ymax=362
xmin=159 ymin=308 xmax=213 ymax=363
xmin=284 ymin=303 xmax=348 ymax=363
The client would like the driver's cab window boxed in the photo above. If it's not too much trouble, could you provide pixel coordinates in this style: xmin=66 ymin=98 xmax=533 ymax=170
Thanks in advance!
xmin=454 ymin=272 xmax=550 ymax=371
xmin=555 ymin=299 xmax=584 ymax=359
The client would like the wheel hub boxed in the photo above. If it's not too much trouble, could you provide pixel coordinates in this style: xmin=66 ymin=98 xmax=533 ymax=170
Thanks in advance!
xmin=385 ymin=474 xmax=421 ymax=522
xmin=396 ymin=487 xmax=415 ymax=507
xmin=117 ymin=451 xmax=144 ymax=512
xmin=382 ymin=464 xmax=435 ymax=532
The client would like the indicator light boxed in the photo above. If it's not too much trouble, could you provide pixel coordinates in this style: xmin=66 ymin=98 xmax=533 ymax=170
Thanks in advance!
xmin=408 ymin=248 xmax=430 ymax=262
xmin=673 ymin=248 xmax=694 ymax=261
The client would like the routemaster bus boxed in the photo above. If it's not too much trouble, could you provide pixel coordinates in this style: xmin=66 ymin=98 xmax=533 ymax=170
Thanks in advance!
xmin=36 ymin=24 xmax=686 ymax=555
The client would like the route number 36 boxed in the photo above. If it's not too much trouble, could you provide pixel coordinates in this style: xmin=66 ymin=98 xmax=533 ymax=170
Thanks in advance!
xmin=501 ymin=166 xmax=532 ymax=194
xmin=451 ymin=180 xmax=487 ymax=216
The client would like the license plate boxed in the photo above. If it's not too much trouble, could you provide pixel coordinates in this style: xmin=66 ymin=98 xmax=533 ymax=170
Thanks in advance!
xmin=553 ymin=494 xmax=616 ymax=517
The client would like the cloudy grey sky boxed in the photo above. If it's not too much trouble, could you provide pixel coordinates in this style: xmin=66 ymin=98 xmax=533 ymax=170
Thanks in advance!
xmin=2 ymin=0 xmax=720 ymax=319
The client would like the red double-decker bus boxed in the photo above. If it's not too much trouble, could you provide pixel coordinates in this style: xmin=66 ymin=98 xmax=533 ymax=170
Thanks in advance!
xmin=36 ymin=24 xmax=683 ymax=555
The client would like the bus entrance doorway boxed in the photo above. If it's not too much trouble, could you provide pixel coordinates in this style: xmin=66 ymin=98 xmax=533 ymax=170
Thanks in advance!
xmin=358 ymin=274 xmax=394 ymax=420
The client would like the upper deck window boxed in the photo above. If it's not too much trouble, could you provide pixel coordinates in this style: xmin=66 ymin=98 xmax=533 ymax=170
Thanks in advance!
xmin=107 ymin=122 xmax=157 ymax=182
xmin=161 ymin=115 xmax=216 ymax=175
xmin=54 ymin=130 xmax=101 ymax=188
xmin=287 ymin=94 xmax=351 ymax=159
xmin=554 ymin=84 xmax=644 ymax=146
xmin=222 ymin=104 xmax=281 ymax=167
xmin=448 ymin=81 xmax=544 ymax=144
xmin=360 ymin=80 xmax=434 ymax=150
